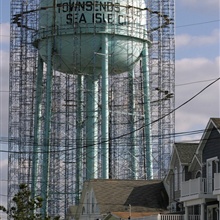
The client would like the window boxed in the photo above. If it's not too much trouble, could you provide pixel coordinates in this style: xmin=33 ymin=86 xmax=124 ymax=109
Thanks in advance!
xmin=170 ymin=179 xmax=174 ymax=200
xmin=207 ymin=157 xmax=219 ymax=193
xmin=182 ymin=166 xmax=185 ymax=182
xmin=86 ymin=193 xmax=89 ymax=214
xmin=195 ymin=170 xmax=201 ymax=178
xmin=174 ymin=167 xmax=178 ymax=191
xmin=91 ymin=192 xmax=94 ymax=213
xmin=179 ymin=166 xmax=182 ymax=189
xmin=82 ymin=206 xmax=85 ymax=215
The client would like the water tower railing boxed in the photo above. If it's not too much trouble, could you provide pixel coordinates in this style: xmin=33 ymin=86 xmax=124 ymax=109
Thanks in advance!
xmin=35 ymin=23 xmax=149 ymax=42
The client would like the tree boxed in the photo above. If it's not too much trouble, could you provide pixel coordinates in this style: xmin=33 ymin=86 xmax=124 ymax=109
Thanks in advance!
xmin=0 ymin=184 xmax=59 ymax=220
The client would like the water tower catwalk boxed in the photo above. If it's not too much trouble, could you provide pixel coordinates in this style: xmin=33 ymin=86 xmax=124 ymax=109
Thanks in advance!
xmin=8 ymin=0 xmax=175 ymax=218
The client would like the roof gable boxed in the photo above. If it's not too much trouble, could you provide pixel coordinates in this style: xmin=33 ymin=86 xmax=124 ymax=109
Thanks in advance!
xmin=188 ymin=153 xmax=202 ymax=172
xmin=78 ymin=179 xmax=168 ymax=215
xmin=211 ymin=118 xmax=220 ymax=128
xmin=197 ymin=118 xmax=220 ymax=155
xmin=169 ymin=146 xmax=178 ymax=169
xmin=175 ymin=143 xmax=198 ymax=164
xmin=173 ymin=143 xmax=198 ymax=165
xmin=124 ymin=182 xmax=168 ymax=208
xmin=165 ymin=143 xmax=198 ymax=183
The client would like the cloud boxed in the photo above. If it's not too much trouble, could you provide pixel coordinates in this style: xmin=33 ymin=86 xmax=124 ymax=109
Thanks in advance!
xmin=0 ymin=35 xmax=8 ymax=207
xmin=175 ymin=57 xmax=219 ymax=87
xmin=0 ymin=159 xmax=8 ymax=214
xmin=180 ymin=0 xmax=220 ymax=12
xmin=175 ymin=111 xmax=211 ymax=142
xmin=0 ymin=49 xmax=9 ymax=137
xmin=176 ymin=29 xmax=220 ymax=48
xmin=175 ymin=56 xmax=220 ymax=140
xmin=0 ymin=50 xmax=9 ymax=80
xmin=0 ymin=23 xmax=10 ymax=45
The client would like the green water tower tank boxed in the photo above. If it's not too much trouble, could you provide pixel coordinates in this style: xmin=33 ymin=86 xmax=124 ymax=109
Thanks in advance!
xmin=37 ymin=0 xmax=148 ymax=74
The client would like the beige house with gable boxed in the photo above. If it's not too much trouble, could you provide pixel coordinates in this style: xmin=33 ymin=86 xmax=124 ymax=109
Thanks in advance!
xmin=69 ymin=179 xmax=169 ymax=220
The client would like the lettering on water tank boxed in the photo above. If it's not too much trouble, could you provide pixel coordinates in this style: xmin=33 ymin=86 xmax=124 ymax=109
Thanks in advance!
xmin=56 ymin=1 xmax=140 ymax=25
xmin=57 ymin=1 xmax=120 ymax=13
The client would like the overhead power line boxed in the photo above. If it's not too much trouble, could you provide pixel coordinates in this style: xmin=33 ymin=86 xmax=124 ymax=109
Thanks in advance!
xmin=3 ymin=134 xmax=220 ymax=157
xmin=0 ymin=77 xmax=219 ymax=154
xmin=127 ymin=77 xmax=220 ymax=142
xmin=176 ymin=19 xmax=220 ymax=28
xmin=0 ymin=129 xmax=204 ymax=145
xmin=175 ymin=78 xmax=219 ymax=87
xmin=0 ymin=77 xmax=219 ymax=94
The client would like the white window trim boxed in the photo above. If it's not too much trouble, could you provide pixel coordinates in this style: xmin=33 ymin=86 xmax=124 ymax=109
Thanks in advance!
xmin=206 ymin=157 xmax=219 ymax=193
xmin=207 ymin=204 xmax=218 ymax=220
xmin=207 ymin=157 xmax=219 ymax=174
xmin=207 ymin=156 xmax=219 ymax=163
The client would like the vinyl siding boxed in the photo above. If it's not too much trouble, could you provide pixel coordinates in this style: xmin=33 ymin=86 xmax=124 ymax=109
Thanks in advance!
xmin=202 ymin=127 xmax=220 ymax=177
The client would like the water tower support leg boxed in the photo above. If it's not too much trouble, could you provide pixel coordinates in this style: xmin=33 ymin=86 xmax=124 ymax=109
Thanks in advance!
xmin=142 ymin=43 xmax=152 ymax=179
xmin=75 ymin=75 xmax=84 ymax=204
xmin=32 ymin=55 xmax=43 ymax=198
xmin=41 ymin=39 xmax=53 ymax=217
xmin=86 ymin=74 xmax=99 ymax=180
xmin=101 ymin=34 xmax=109 ymax=179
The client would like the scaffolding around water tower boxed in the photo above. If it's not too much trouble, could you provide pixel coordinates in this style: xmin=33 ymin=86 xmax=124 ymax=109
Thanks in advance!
xmin=8 ymin=0 xmax=175 ymax=218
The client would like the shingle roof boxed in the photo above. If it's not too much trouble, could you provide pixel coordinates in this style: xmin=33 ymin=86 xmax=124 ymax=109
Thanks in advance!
xmin=211 ymin=118 xmax=220 ymax=130
xmin=175 ymin=143 xmax=199 ymax=164
xmin=196 ymin=118 xmax=220 ymax=154
xmin=87 ymin=179 xmax=168 ymax=214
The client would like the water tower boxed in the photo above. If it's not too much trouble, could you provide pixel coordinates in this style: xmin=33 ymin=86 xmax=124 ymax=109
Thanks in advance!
xmin=8 ymin=0 xmax=175 ymax=218
xmin=34 ymin=0 xmax=151 ymax=215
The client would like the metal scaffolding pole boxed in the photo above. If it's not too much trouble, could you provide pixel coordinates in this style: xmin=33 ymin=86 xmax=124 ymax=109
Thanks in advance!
xmin=128 ymin=68 xmax=138 ymax=180
xmin=147 ymin=0 xmax=175 ymax=178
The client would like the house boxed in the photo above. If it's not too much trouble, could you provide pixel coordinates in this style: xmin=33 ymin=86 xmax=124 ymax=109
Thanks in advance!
xmin=166 ymin=118 xmax=220 ymax=220
xmin=68 ymin=118 xmax=220 ymax=220
xmin=164 ymin=142 xmax=199 ymax=213
xmin=73 ymin=179 xmax=169 ymax=220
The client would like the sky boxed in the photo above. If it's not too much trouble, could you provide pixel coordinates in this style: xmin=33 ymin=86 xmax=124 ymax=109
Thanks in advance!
xmin=175 ymin=0 xmax=220 ymax=140
xmin=0 ymin=0 xmax=220 ymax=219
